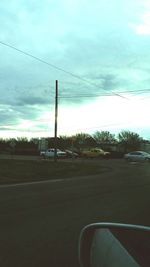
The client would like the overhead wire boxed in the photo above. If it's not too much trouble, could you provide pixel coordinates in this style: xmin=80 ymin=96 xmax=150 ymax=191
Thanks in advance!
xmin=58 ymin=121 xmax=133 ymax=133
xmin=0 ymin=40 xmax=127 ymax=100
xmin=1 ymin=41 xmax=150 ymax=101
xmin=58 ymin=89 xmax=150 ymax=98
xmin=1 ymin=41 xmax=149 ymax=137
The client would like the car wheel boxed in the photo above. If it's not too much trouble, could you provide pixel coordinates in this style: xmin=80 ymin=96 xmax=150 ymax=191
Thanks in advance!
xmin=145 ymin=158 xmax=150 ymax=162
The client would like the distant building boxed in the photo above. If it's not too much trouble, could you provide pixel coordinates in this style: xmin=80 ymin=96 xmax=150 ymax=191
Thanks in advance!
xmin=38 ymin=138 xmax=48 ymax=151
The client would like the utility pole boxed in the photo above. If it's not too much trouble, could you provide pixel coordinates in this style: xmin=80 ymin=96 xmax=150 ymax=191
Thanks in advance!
xmin=54 ymin=80 xmax=58 ymax=162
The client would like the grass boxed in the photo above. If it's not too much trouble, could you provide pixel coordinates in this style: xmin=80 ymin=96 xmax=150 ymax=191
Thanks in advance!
xmin=0 ymin=159 xmax=111 ymax=184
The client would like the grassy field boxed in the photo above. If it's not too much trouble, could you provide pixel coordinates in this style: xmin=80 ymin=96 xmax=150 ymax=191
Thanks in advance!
xmin=0 ymin=158 xmax=112 ymax=184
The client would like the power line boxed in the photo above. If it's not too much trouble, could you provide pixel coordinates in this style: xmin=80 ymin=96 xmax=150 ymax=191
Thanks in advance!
xmin=118 ymin=89 xmax=150 ymax=94
xmin=58 ymin=94 xmax=111 ymax=99
xmin=58 ymin=89 xmax=150 ymax=99
xmin=0 ymin=40 xmax=127 ymax=100
xmin=59 ymin=121 xmax=133 ymax=133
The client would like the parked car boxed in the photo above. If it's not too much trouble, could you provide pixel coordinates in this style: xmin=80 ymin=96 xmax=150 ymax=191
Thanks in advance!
xmin=81 ymin=148 xmax=110 ymax=158
xmin=124 ymin=151 xmax=150 ymax=162
xmin=65 ymin=150 xmax=79 ymax=158
xmin=40 ymin=150 xmax=46 ymax=157
xmin=40 ymin=148 xmax=66 ymax=158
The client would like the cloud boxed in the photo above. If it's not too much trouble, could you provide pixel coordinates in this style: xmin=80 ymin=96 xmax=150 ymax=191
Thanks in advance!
xmin=132 ymin=11 xmax=150 ymax=35
xmin=16 ymin=96 xmax=50 ymax=106
xmin=0 ymin=109 xmax=19 ymax=126
xmin=0 ymin=102 xmax=46 ymax=127
xmin=57 ymin=95 xmax=150 ymax=136
xmin=130 ymin=0 xmax=150 ymax=35
xmin=0 ymin=0 xmax=150 ymax=138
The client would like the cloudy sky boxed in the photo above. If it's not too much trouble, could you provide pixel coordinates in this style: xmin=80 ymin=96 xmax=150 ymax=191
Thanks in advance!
xmin=0 ymin=0 xmax=150 ymax=139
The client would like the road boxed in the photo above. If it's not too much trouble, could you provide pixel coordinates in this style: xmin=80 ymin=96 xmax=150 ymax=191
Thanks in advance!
xmin=0 ymin=161 xmax=150 ymax=267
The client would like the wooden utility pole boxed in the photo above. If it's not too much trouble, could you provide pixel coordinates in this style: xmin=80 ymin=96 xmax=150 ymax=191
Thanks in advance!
xmin=54 ymin=80 xmax=58 ymax=162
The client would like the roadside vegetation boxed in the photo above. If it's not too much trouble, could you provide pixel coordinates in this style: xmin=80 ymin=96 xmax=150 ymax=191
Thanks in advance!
xmin=0 ymin=130 xmax=149 ymax=156
xmin=0 ymin=130 xmax=149 ymax=185
xmin=0 ymin=159 xmax=110 ymax=185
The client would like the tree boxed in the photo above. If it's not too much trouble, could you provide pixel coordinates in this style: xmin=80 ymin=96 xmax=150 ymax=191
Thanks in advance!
xmin=10 ymin=137 xmax=38 ymax=155
xmin=72 ymin=133 xmax=96 ymax=150
xmin=118 ymin=131 xmax=143 ymax=152
xmin=93 ymin=131 xmax=116 ymax=144
xmin=73 ymin=133 xmax=90 ymax=144
xmin=58 ymin=135 xmax=72 ymax=149
xmin=0 ymin=138 xmax=8 ymax=151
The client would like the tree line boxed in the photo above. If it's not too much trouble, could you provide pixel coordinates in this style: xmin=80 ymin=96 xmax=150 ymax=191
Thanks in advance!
xmin=0 ymin=130 xmax=149 ymax=155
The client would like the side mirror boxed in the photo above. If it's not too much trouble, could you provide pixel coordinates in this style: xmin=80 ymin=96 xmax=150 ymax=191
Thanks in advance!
xmin=79 ymin=223 xmax=150 ymax=267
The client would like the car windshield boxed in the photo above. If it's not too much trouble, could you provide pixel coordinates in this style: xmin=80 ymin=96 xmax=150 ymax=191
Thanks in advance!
xmin=130 ymin=152 xmax=141 ymax=155
xmin=0 ymin=1 xmax=150 ymax=267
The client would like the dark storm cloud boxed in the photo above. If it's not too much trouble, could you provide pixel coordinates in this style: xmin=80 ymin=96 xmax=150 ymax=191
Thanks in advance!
xmin=82 ymin=73 xmax=121 ymax=94
xmin=16 ymin=96 xmax=50 ymax=106
xmin=0 ymin=126 xmax=18 ymax=131
xmin=100 ymin=74 xmax=118 ymax=90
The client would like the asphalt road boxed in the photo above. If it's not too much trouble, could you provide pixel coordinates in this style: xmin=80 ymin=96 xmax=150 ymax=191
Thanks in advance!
xmin=0 ymin=161 xmax=150 ymax=267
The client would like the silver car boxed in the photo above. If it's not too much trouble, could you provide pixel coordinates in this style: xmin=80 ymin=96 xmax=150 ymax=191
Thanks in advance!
xmin=124 ymin=151 xmax=150 ymax=162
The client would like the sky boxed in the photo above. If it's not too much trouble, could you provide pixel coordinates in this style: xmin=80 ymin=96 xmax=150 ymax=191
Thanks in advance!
xmin=0 ymin=0 xmax=150 ymax=139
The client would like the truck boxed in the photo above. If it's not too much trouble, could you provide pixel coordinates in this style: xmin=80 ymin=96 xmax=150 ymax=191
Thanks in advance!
xmin=40 ymin=148 xmax=66 ymax=158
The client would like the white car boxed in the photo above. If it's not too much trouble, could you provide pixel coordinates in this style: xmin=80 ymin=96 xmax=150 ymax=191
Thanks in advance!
xmin=124 ymin=151 xmax=150 ymax=162
xmin=40 ymin=148 xmax=66 ymax=158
